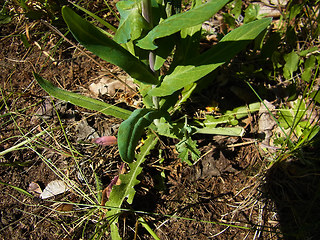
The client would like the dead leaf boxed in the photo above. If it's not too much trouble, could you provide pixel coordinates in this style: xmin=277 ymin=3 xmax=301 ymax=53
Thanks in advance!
xmin=28 ymin=182 xmax=42 ymax=195
xmin=101 ymin=163 xmax=126 ymax=206
xmin=258 ymin=100 xmax=277 ymax=146
xmin=89 ymin=76 xmax=136 ymax=97
xmin=55 ymin=203 xmax=74 ymax=212
xmin=31 ymin=99 xmax=68 ymax=123
xmin=75 ymin=120 xmax=99 ymax=141
xmin=92 ymin=136 xmax=117 ymax=146
xmin=253 ymin=2 xmax=282 ymax=18
xmin=40 ymin=180 xmax=71 ymax=199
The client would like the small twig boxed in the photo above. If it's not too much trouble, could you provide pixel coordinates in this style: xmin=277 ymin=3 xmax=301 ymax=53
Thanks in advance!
xmin=226 ymin=140 xmax=257 ymax=148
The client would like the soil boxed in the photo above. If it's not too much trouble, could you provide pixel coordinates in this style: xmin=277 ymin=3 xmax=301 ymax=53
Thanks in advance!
xmin=1 ymin=1 xmax=320 ymax=240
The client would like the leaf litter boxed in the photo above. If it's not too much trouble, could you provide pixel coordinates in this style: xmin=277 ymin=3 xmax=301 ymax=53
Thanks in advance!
xmin=40 ymin=180 xmax=75 ymax=200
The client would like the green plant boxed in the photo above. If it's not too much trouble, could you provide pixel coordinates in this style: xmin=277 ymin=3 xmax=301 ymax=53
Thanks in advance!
xmin=34 ymin=0 xmax=272 ymax=238
xmin=0 ymin=0 xmax=12 ymax=25
xmin=276 ymin=97 xmax=320 ymax=150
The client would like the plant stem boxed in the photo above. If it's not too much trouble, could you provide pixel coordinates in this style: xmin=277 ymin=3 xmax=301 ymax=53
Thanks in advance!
xmin=142 ymin=0 xmax=160 ymax=125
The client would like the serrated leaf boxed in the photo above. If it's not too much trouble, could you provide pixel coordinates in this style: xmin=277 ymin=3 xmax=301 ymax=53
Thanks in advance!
xmin=118 ymin=108 xmax=162 ymax=163
xmin=34 ymin=73 xmax=131 ymax=119
xmin=62 ymin=6 xmax=158 ymax=85
xmin=151 ymin=117 xmax=182 ymax=139
xmin=176 ymin=137 xmax=200 ymax=165
xmin=136 ymin=0 xmax=229 ymax=50
xmin=105 ymin=134 xmax=158 ymax=239
xmin=148 ymin=18 xmax=272 ymax=96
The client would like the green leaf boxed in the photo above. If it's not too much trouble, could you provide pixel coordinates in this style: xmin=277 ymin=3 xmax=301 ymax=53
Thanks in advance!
xmin=0 ymin=13 xmax=11 ymax=25
xmin=244 ymin=3 xmax=260 ymax=23
xmin=138 ymin=217 xmax=161 ymax=240
xmin=176 ymin=137 xmax=200 ymax=165
xmin=298 ymin=46 xmax=318 ymax=57
xmin=114 ymin=0 xmax=148 ymax=44
xmin=154 ymin=36 xmax=176 ymax=71
xmin=283 ymin=51 xmax=300 ymax=80
xmin=304 ymin=125 xmax=320 ymax=142
xmin=195 ymin=126 xmax=245 ymax=136
xmin=118 ymin=108 xmax=162 ymax=163
xmin=171 ymin=23 xmax=202 ymax=68
xmin=137 ymin=0 xmax=229 ymax=50
xmin=231 ymin=0 xmax=242 ymax=19
xmin=278 ymin=110 xmax=293 ymax=129
xmin=151 ymin=117 xmax=182 ymax=139
xmin=310 ymin=90 xmax=320 ymax=104
xmin=149 ymin=18 xmax=272 ymax=96
xmin=106 ymin=134 xmax=158 ymax=238
xmin=226 ymin=102 xmax=261 ymax=119
xmin=34 ymin=73 xmax=131 ymax=119
xmin=71 ymin=2 xmax=117 ymax=34
xmin=62 ymin=6 xmax=158 ymax=85
xmin=20 ymin=33 xmax=30 ymax=48
xmin=301 ymin=55 xmax=316 ymax=82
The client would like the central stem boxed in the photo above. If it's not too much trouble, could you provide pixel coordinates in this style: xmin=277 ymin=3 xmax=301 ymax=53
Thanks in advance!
xmin=142 ymin=0 xmax=160 ymax=121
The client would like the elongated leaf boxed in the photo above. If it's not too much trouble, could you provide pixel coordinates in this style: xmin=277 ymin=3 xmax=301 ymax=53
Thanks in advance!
xmin=62 ymin=6 xmax=158 ymax=85
xmin=34 ymin=73 xmax=131 ymax=119
xmin=231 ymin=102 xmax=261 ymax=119
xmin=149 ymin=18 xmax=272 ymax=96
xmin=154 ymin=36 xmax=176 ymax=71
xmin=138 ymin=217 xmax=161 ymax=240
xmin=106 ymin=134 xmax=158 ymax=239
xmin=71 ymin=2 xmax=117 ymax=34
xmin=137 ymin=0 xmax=229 ymax=50
xmin=195 ymin=126 xmax=245 ymax=136
xmin=118 ymin=108 xmax=162 ymax=163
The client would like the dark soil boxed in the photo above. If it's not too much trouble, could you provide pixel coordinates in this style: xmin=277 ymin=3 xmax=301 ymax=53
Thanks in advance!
xmin=1 ymin=2 xmax=320 ymax=240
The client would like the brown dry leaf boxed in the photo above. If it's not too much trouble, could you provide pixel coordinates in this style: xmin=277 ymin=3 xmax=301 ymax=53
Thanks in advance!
xmin=55 ymin=203 xmax=74 ymax=212
xmin=28 ymin=182 xmax=42 ymax=195
xmin=31 ymin=98 xmax=68 ymax=124
xmin=253 ymin=2 xmax=282 ymax=18
xmin=89 ymin=76 xmax=136 ymax=97
xmin=75 ymin=120 xmax=99 ymax=141
xmin=101 ymin=163 xmax=126 ymax=206
xmin=258 ymin=100 xmax=277 ymax=146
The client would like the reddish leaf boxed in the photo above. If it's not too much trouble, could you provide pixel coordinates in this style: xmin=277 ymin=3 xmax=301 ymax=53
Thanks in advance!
xmin=92 ymin=136 xmax=117 ymax=146
xmin=101 ymin=163 xmax=126 ymax=206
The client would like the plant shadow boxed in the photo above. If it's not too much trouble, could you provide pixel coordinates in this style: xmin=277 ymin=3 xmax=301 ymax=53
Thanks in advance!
xmin=264 ymin=141 xmax=320 ymax=239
